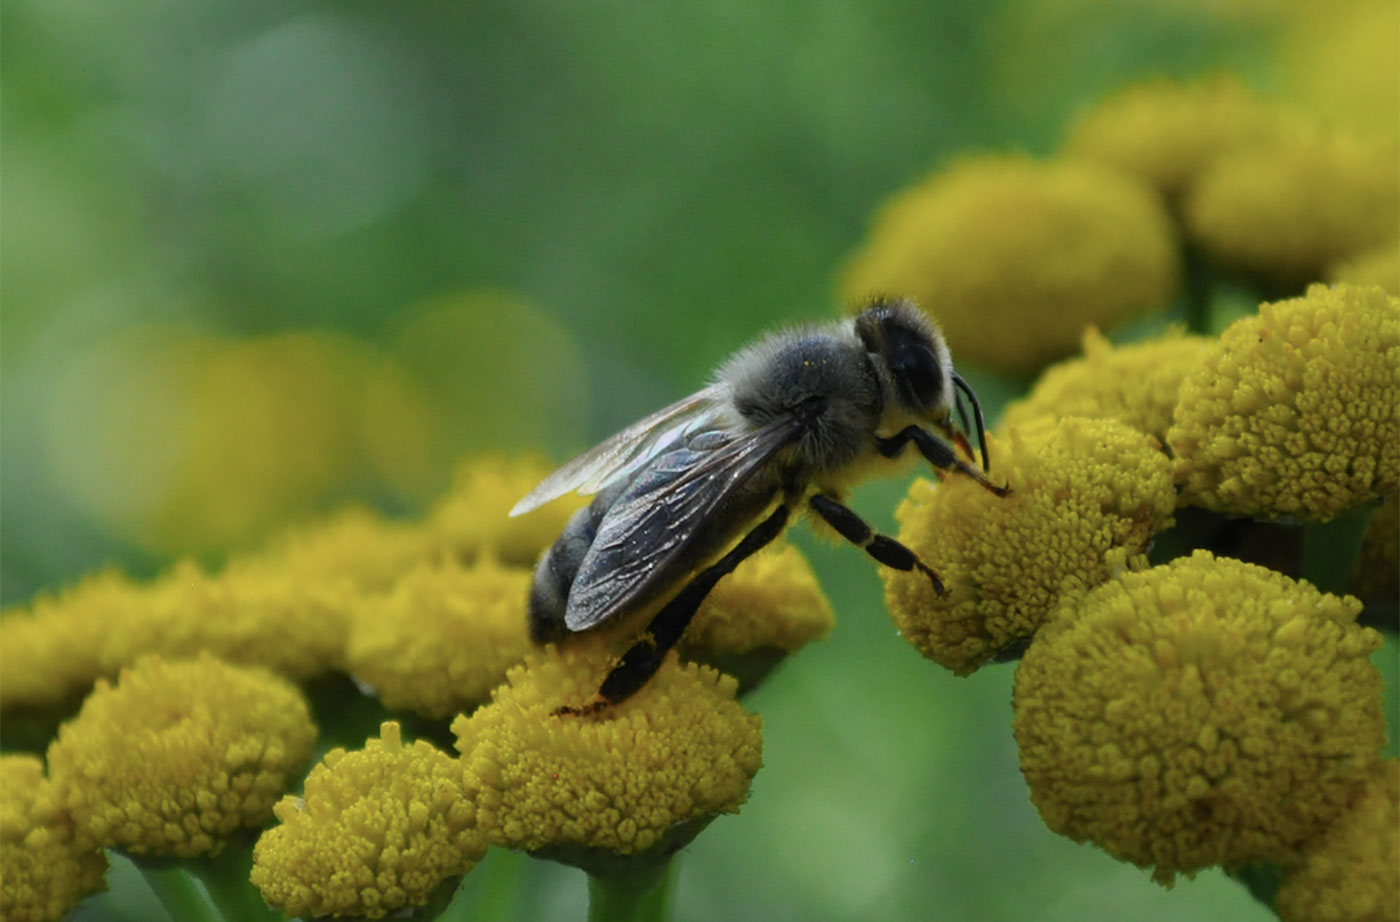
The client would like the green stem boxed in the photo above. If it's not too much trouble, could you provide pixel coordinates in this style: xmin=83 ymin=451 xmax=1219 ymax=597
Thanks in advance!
xmin=140 ymin=863 xmax=221 ymax=922
xmin=1182 ymin=242 xmax=1213 ymax=335
xmin=1300 ymin=503 xmax=1378 ymax=596
xmin=586 ymin=860 xmax=676 ymax=922
xmin=1227 ymin=861 xmax=1283 ymax=912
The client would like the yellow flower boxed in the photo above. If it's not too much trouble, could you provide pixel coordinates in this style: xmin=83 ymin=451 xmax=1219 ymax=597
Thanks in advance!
xmin=678 ymin=544 xmax=834 ymax=690
xmin=453 ymin=641 xmax=762 ymax=862
xmin=346 ymin=556 xmax=533 ymax=719
xmin=1330 ymin=238 xmax=1400 ymax=295
xmin=1275 ymin=757 xmax=1398 ymax=922
xmin=1184 ymin=128 xmax=1399 ymax=284
xmin=228 ymin=504 xmax=429 ymax=593
xmin=45 ymin=653 xmax=316 ymax=858
xmin=252 ymin=722 xmax=487 ymax=921
xmin=998 ymin=327 xmax=1212 ymax=443
xmin=426 ymin=455 xmax=584 ymax=568
xmin=1 ymin=569 xmax=138 ymax=712
xmin=1063 ymin=75 xmax=1290 ymax=203
xmin=1169 ymin=283 xmax=1400 ymax=522
xmin=1013 ymin=551 xmax=1386 ymax=884
xmin=1275 ymin=0 xmax=1399 ymax=139
xmin=0 ymin=755 xmax=107 ymax=922
xmin=885 ymin=417 xmax=1175 ymax=675
xmin=840 ymin=154 xmax=1179 ymax=373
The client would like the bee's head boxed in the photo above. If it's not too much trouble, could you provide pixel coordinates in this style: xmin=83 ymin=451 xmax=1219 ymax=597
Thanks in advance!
xmin=854 ymin=297 xmax=954 ymax=418
xmin=854 ymin=296 xmax=991 ymax=472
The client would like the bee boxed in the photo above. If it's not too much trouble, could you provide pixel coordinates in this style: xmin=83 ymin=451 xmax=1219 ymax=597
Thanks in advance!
xmin=511 ymin=296 xmax=1008 ymax=713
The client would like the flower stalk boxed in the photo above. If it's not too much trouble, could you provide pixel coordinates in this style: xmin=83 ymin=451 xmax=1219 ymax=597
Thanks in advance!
xmin=586 ymin=861 xmax=676 ymax=922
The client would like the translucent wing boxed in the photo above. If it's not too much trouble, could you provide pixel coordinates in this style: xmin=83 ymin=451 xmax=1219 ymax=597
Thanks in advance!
xmin=509 ymin=384 xmax=728 ymax=517
xmin=564 ymin=420 xmax=798 ymax=632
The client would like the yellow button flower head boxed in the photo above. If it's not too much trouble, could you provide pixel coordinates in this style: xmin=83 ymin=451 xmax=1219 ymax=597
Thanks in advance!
xmin=1169 ymin=283 xmax=1400 ymax=522
xmin=679 ymin=544 xmax=834 ymax=688
xmin=1063 ymin=75 xmax=1290 ymax=202
xmin=1013 ymin=551 xmax=1386 ymax=884
xmin=998 ymin=327 xmax=1212 ymax=443
xmin=1275 ymin=757 xmax=1398 ymax=922
xmin=45 ymin=653 xmax=316 ymax=858
xmin=840 ymin=154 xmax=1179 ymax=373
xmin=1330 ymin=237 xmax=1400 ymax=295
xmin=452 ymin=641 xmax=762 ymax=863
xmin=1 ymin=568 xmax=140 ymax=712
xmin=230 ymin=504 xmax=429 ymax=594
xmin=0 ymin=755 xmax=107 ymax=922
xmin=347 ymin=556 xmax=533 ymax=719
xmin=427 ymin=455 xmax=584 ymax=567
xmin=885 ymin=417 xmax=1175 ymax=674
xmin=1184 ymin=127 xmax=1400 ymax=284
xmin=252 ymin=722 xmax=487 ymax=921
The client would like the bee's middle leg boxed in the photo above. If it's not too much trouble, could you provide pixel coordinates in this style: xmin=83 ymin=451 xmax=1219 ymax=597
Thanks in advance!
xmin=557 ymin=503 xmax=792 ymax=715
xmin=808 ymin=494 xmax=946 ymax=595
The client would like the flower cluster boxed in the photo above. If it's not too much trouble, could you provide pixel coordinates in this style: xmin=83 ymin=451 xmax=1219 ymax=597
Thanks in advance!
xmin=0 ymin=755 xmax=107 ymax=922
xmin=1013 ymin=552 xmax=1385 ymax=884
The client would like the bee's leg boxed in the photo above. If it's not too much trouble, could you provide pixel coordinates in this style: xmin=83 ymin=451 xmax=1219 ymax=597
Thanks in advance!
xmin=875 ymin=425 xmax=1010 ymax=496
xmin=808 ymin=494 xmax=945 ymax=595
xmin=557 ymin=503 xmax=792 ymax=716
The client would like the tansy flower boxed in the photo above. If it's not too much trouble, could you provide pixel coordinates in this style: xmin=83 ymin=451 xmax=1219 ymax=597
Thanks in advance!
xmin=1013 ymin=551 xmax=1386 ymax=885
xmin=1169 ymin=283 xmax=1400 ymax=522
xmin=1275 ymin=757 xmax=1398 ymax=922
xmin=885 ymin=417 xmax=1175 ymax=674
xmin=1063 ymin=75 xmax=1290 ymax=204
xmin=251 ymin=722 xmax=487 ymax=921
xmin=0 ymin=755 xmax=107 ymax=922
xmin=678 ymin=544 xmax=834 ymax=693
xmin=840 ymin=154 xmax=1179 ymax=373
xmin=45 ymin=653 xmax=316 ymax=858
xmin=452 ymin=641 xmax=762 ymax=867
xmin=346 ymin=555 xmax=534 ymax=719
xmin=426 ymin=455 xmax=584 ymax=567
xmin=1330 ymin=238 xmax=1400 ymax=295
xmin=1 ymin=569 xmax=141 ymax=712
xmin=1184 ymin=128 xmax=1400 ymax=285
xmin=997 ymin=327 xmax=1212 ymax=444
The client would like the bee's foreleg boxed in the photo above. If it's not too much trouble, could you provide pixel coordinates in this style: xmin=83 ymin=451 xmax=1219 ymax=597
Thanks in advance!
xmin=808 ymin=494 xmax=946 ymax=595
xmin=875 ymin=425 xmax=1010 ymax=496
xmin=558 ymin=503 xmax=793 ymax=715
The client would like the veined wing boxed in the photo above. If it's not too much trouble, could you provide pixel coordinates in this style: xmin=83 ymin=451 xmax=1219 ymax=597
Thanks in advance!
xmin=509 ymin=384 xmax=728 ymax=517
xmin=564 ymin=420 xmax=797 ymax=632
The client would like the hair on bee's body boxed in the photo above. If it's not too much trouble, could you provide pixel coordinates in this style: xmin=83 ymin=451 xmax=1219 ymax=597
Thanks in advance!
xmin=513 ymin=297 xmax=1007 ymax=713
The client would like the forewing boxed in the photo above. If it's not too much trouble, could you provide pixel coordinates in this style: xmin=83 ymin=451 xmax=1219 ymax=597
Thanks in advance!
xmin=563 ymin=420 xmax=796 ymax=632
xmin=509 ymin=384 xmax=727 ymax=517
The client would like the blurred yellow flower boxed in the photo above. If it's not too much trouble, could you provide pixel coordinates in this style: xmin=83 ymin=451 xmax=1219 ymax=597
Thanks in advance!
xmin=0 ymin=755 xmax=107 ymax=922
xmin=679 ymin=544 xmax=834 ymax=690
xmin=46 ymin=653 xmax=316 ymax=858
xmin=1169 ymin=283 xmax=1400 ymax=521
xmin=1063 ymin=75 xmax=1289 ymax=203
xmin=252 ymin=722 xmax=487 ymax=921
xmin=426 ymin=455 xmax=585 ymax=568
xmin=453 ymin=642 xmax=762 ymax=861
xmin=1350 ymin=493 xmax=1398 ymax=608
xmin=347 ymin=555 xmax=533 ymax=719
xmin=1275 ymin=757 xmax=1398 ymax=922
xmin=998 ymin=327 xmax=1211 ymax=443
xmin=1184 ymin=128 xmax=1399 ymax=284
xmin=1014 ymin=551 xmax=1385 ymax=884
xmin=840 ymin=154 xmax=1179 ymax=373
xmin=1274 ymin=0 xmax=1400 ymax=139
xmin=227 ymin=504 xmax=429 ymax=593
xmin=885 ymin=417 xmax=1175 ymax=674
xmin=1330 ymin=238 xmax=1400 ymax=295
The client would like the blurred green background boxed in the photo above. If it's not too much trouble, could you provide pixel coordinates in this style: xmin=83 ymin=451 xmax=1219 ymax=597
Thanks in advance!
xmin=4 ymin=0 xmax=1376 ymax=919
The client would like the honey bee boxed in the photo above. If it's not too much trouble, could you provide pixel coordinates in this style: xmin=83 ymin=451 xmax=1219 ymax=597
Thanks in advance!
xmin=512 ymin=297 xmax=1007 ymax=712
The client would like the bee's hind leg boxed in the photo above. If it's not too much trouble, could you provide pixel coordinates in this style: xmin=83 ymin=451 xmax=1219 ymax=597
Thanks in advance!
xmin=809 ymin=494 xmax=946 ymax=595
xmin=555 ymin=503 xmax=792 ymax=716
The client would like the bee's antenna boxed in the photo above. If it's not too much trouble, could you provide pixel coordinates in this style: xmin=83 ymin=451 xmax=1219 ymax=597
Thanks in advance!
xmin=952 ymin=373 xmax=991 ymax=473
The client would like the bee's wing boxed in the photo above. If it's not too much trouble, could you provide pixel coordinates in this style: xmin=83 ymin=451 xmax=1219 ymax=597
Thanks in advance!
xmin=509 ymin=384 xmax=728 ymax=517
xmin=563 ymin=419 xmax=797 ymax=632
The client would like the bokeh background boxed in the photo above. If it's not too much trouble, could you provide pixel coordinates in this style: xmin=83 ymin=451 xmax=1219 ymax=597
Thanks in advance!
xmin=3 ymin=0 xmax=1393 ymax=919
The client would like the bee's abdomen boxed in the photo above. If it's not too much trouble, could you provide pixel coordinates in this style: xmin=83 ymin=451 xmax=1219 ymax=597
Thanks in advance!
xmin=527 ymin=487 xmax=616 ymax=645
